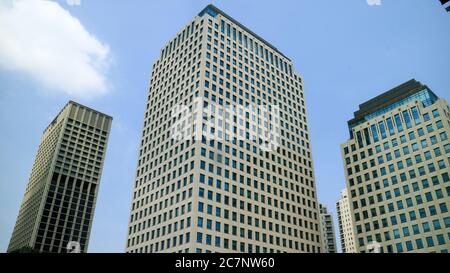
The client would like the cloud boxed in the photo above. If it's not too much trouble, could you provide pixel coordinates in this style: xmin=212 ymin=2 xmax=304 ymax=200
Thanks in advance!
xmin=0 ymin=0 xmax=110 ymax=98
xmin=66 ymin=0 xmax=81 ymax=6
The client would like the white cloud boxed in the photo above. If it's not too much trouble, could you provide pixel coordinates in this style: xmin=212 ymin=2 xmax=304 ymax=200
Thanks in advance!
xmin=0 ymin=0 xmax=110 ymax=98
xmin=66 ymin=0 xmax=81 ymax=6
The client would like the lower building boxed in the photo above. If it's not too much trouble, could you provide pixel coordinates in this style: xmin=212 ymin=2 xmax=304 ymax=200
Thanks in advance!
xmin=319 ymin=203 xmax=337 ymax=253
xmin=336 ymin=188 xmax=357 ymax=253
xmin=341 ymin=79 xmax=450 ymax=253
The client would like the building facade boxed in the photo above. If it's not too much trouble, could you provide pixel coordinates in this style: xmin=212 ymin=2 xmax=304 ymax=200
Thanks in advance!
xmin=341 ymin=79 xmax=450 ymax=253
xmin=126 ymin=5 xmax=321 ymax=253
xmin=318 ymin=203 xmax=337 ymax=253
xmin=8 ymin=101 xmax=112 ymax=253
xmin=336 ymin=188 xmax=357 ymax=253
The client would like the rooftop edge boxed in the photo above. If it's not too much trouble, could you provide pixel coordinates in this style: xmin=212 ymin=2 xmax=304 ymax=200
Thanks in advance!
xmin=199 ymin=4 xmax=292 ymax=62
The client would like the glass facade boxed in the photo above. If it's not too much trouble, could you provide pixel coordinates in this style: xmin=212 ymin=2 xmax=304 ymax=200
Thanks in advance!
xmin=350 ymin=89 xmax=438 ymax=131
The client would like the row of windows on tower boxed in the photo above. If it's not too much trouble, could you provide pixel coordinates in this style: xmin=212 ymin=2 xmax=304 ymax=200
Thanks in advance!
xmin=203 ymin=40 xmax=303 ymax=109
xmin=347 ymin=130 xmax=449 ymax=179
xmin=217 ymin=17 xmax=293 ymax=76
xmin=204 ymin=36 xmax=301 ymax=93
xmin=359 ymin=233 xmax=448 ymax=253
xmin=351 ymin=106 xmax=441 ymax=148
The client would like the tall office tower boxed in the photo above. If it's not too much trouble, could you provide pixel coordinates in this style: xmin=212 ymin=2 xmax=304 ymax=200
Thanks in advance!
xmin=8 ymin=101 xmax=112 ymax=253
xmin=126 ymin=4 xmax=321 ymax=253
xmin=341 ymin=79 xmax=450 ymax=253
xmin=318 ymin=204 xmax=337 ymax=253
xmin=336 ymin=188 xmax=357 ymax=253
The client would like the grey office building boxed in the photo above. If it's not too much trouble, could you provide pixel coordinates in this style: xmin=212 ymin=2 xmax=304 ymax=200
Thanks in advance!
xmin=126 ymin=5 xmax=321 ymax=253
xmin=8 ymin=101 xmax=112 ymax=253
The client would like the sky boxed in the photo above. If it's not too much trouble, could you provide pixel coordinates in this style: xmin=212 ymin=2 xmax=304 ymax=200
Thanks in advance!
xmin=0 ymin=0 xmax=449 ymax=253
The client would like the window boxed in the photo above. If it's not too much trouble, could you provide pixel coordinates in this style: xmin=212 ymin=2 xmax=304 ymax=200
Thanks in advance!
xmin=396 ymin=243 xmax=403 ymax=253
xmin=405 ymin=241 xmax=413 ymax=251
xmin=411 ymin=106 xmax=420 ymax=124
xmin=199 ymin=174 xmax=205 ymax=184
xmin=436 ymin=234 xmax=445 ymax=245
xmin=433 ymin=219 xmax=441 ymax=230
xmin=196 ymin=232 xmax=203 ymax=243
xmin=402 ymin=110 xmax=412 ymax=129
xmin=444 ymin=217 xmax=450 ymax=228
xmin=394 ymin=114 xmax=403 ymax=132
xmin=423 ymin=222 xmax=430 ymax=232
xmin=386 ymin=117 xmax=394 ymax=135
xmin=412 ymin=224 xmax=420 ymax=235
xmin=432 ymin=109 xmax=439 ymax=117
xmin=416 ymin=239 xmax=424 ymax=249
xmin=379 ymin=121 xmax=387 ymax=139
xmin=371 ymin=124 xmax=379 ymax=142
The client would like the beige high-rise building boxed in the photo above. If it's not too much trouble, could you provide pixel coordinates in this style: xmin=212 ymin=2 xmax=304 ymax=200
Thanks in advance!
xmin=8 ymin=101 xmax=112 ymax=253
xmin=318 ymin=203 xmax=337 ymax=253
xmin=336 ymin=188 xmax=357 ymax=253
xmin=341 ymin=79 xmax=450 ymax=253
xmin=125 ymin=4 xmax=321 ymax=253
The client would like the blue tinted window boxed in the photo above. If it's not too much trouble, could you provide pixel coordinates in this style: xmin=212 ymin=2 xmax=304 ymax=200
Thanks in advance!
xmin=386 ymin=117 xmax=395 ymax=135
xmin=416 ymin=239 xmax=424 ymax=249
xmin=371 ymin=124 xmax=379 ymax=142
xmin=402 ymin=110 xmax=412 ymax=129
xmin=396 ymin=243 xmax=403 ymax=252
xmin=405 ymin=241 xmax=413 ymax=251
xmin=379 ymin=121 xmax=387 ymax=139
xmin=411 ymin=106 xmax=421 ymax=124
xmin=220 ymin=20 xmax=225 ymax=33
xmin=197 ymin=232 xmax=202 ymax=243
xmin=394 ymin=114 xmax=403 ymax=132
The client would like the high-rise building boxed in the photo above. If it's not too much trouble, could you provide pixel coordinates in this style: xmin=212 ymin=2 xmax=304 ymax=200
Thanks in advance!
xmin=126 ymin=4 xmax=321 ymax=253
xmin=336 ymin=188 xmax=357 ymax=253
xmin=318 ymin=203 xmax=337 ymax=253
xmin=341 ymin=79 xmax=450 ymax=253
xmin=8 ymin=101 xmax=112 ymax=253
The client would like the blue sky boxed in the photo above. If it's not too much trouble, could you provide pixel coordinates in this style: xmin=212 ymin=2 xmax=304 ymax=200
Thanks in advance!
xmin=0 ymin=0 xmax=449 ymax=253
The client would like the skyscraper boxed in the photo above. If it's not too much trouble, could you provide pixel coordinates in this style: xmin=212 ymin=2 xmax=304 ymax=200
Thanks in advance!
xmin=336 ymin=188 xmax=357 ymax=253
xmin=341 ymin=79 xmax=450 ymax=253
xmin=126 ymin=4 xmax=321 ymax=253
xmin=8 ymin=101 xmax=112 ymax=253
xmin=318 ymin=204 xmax=337 ymax=253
